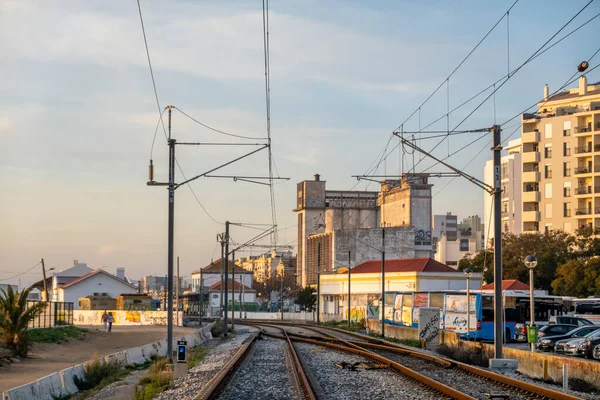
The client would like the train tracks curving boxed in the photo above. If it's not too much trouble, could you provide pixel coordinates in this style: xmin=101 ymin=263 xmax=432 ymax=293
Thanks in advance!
xmin=194 ymin=322 xmax=584 ymax=399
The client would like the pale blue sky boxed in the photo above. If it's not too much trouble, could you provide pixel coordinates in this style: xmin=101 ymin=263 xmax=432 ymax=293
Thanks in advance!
xmin=1 ymin=0 xmax=598 ymax=286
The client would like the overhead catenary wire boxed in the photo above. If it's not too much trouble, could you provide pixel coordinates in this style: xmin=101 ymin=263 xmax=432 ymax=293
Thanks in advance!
xmin=174 ymin=107 xmax=268 ymax=141
xmin=0 ymin=261 xmax=42 ymax=283
xmin=409 ymin=0 xmax=597 ymax=174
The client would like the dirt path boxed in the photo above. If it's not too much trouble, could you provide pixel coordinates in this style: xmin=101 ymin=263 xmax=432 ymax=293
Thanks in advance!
xmin=0 ymin=325 xmax=198 ymax=393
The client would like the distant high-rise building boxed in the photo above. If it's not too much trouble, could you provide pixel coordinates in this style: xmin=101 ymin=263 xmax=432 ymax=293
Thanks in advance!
xmin=485 ymin=78 xmax=600 ymax=237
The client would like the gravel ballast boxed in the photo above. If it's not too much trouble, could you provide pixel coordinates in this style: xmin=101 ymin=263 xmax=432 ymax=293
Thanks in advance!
xmin=217 ymin=337 xmax=297 ymax=400
xmin=294 ymin=341 xmax=445 ymax=400
xmin=156 ymin=332 xmax=252 ymax=400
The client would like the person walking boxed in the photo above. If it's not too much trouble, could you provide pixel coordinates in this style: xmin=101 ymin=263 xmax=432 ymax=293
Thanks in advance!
xmin=107 ymin=312 xmax=114 ymax=332
xmin=101 ymin=310 xmax=109 ymax=332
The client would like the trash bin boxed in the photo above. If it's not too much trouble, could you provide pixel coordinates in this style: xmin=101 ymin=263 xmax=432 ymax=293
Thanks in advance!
xmin=527 ymin=325 xmax=539 ymax=343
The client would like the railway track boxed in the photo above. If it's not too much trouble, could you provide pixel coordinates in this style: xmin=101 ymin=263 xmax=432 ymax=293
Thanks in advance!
xmin=282 ymin=323 xmax=584 ymax=400
xmin=194 ymin=322 xmax=584 ymax=399
xmin=194 ymin=329 xmax=314 ymax=400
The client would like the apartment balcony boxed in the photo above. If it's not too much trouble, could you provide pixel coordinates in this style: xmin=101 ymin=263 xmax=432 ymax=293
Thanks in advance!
xmin=522 ymin=191 xmax=540 ymax=202
xmin=574 ymin=126 xmax=593 ymax=135
xmin=522 ymin=171 xmax=541 ymax=182
xmin=574 ymin=208 xmax=600 ymax=216
xmin=522 ymin=151 xmax=541 ymax=163
xmin=522 ymin=131 xmax=540 ymax=143
xmin=574 ymin=167 xmax=592 ymax=175
xmin=574 ymin=187 xmax=596 ymax=196
xmin=574 ymin=146 xmax=592 ymax=156
xmin=523 ymin=210 xmax=541 ymax=222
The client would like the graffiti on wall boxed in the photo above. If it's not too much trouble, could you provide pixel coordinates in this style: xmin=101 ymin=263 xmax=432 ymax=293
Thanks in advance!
xmin=74 ymin=310 xmax=180 ymax=326
xmin=348 ymin=307 xmax=366 ymax=323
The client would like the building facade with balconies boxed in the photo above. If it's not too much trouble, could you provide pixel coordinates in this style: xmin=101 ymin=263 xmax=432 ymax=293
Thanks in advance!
xmin=485 ymin=77 xmax=600 ymax=238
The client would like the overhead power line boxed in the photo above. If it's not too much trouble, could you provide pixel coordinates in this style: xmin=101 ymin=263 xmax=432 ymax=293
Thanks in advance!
xmin=0 ymin=261 xmax=42 ymax=283
xmin=174 ymin=107 xmax=269 ymax=141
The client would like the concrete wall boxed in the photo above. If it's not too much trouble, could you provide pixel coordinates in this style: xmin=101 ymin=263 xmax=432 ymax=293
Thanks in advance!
xmin=2 ymin=324 xmax=214 ymax=400
xmin=333 ymin=226 xmax=416 ymax=270
xmin=74 ymin=310 xmax=183 ymax=326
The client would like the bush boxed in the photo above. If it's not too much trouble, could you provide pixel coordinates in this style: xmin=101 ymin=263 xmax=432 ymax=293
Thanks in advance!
xmin=29 ymin=326 xmax=87 ymax=344
xmin=73 ymin=358 xmax=125 ymax=391
xmin=133 ymin=357 xmax=172 ymax=400
xmin=188 ymin=347 xmax=208 ymax=369
xmin=211 ymin=320 xmax=225 ymax=338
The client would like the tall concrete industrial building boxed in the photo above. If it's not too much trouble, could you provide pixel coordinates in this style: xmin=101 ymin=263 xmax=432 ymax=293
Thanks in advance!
xmin=294 ymin=174 xmax=434 ymax=287
xmin=484 ymin=77 xmax=600 ymax=240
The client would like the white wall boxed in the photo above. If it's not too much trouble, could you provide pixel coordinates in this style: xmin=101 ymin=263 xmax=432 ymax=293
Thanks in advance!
xmin=57 ymin=274 xmax=137 ymax=309
xmin=200 ymin=272 xmax=253 ymax=288
xmin=74 ymin=310 xmax=182 ymax=326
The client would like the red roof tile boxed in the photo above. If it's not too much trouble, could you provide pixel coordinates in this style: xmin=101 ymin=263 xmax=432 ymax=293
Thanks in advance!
xmin=481 ymin=279 xmax=530 ymax=291
xmin=201 ymin=258 xmax=248 ymax=274
xmin=209 ymin=279 xmax=254 ymax=291
xmin=350 ymin=258 xmax=458 ymax=274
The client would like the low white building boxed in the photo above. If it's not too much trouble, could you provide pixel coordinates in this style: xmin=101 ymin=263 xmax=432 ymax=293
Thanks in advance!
xmin=55 ymin=269 xmax=138 ymax=309
xmin=206 ymin=279 xmax=256 ymax=317
xmin=191 ymin=258 xmax=253 ymax=293
xmin=319 ymin=257 xmax=481 ymax=321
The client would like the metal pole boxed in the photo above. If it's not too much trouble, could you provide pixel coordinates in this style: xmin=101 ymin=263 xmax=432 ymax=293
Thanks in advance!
xmin=224 ymin=221 xmax=230 ymax=336
xmin=317 ymin=241 xmax=321 ymax=324
xmin=348 ymin=250 xmax=351 ymax=329
xmin=281 ymin=263 xmax=284 ymax=320
xmin=466 ymin=277 xmax=470 ymax=341
xmin=176 ymin=256 xmax=179 ymax=327
xmin=492 ymin=124 xmax=503 ymax=359
xmin=237 ymin=252 xmax=242 ymax=319
xmin=41 ymin=258 xmax=49 ymax=302
xmin=167 ymin=106 xmax=175 ymax=362
xmin=381 ymin=227 xmax=386 ymax=338
xmin=220 ymin=237 xmax=224 ymax=318
xmin=231 ymin=251 xmax=234 ymax=329
xmin=530 ymin=268 xmax=535 ymax=352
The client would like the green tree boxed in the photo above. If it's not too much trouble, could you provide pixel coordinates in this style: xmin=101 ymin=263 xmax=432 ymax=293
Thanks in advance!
xmin=0 ymin=286 xmax=46 ymax=357
xmin=552 ymin=258 xmax=600 ymax=298
xmin=294 ymin=287 xmax=316 ymax=312
xmin=458 ymin=250 xmax=493 ymax=283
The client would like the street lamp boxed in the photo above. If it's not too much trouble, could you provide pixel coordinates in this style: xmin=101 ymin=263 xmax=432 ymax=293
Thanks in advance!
xmin=524 ymin=255 xmax=537 ymax=351
xmin=463 ymin=268 xmax=473 ymax=341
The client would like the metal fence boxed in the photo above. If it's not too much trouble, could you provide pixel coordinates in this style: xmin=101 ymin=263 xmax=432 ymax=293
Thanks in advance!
xmin=27 ymin=301 xmax=74 ymax=328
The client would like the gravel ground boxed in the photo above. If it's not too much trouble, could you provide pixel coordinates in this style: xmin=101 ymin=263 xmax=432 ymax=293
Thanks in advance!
xmin=316 ymin=327 xmax=596 ymax=399
xmin=217 ymin=337 xmax=297 ymax=400
xmin=80 ymin=370 xmax=149 ymax=400
xmin=294 ymin=341 xmax=446 ymax=400
xmin=156 ymin=332 xmax=252 ymax=400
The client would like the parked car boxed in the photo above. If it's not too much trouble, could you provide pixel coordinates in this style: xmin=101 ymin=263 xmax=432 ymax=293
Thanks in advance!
xmin=580 ymin=329 xmax=600 ymax=359
xmin=548 ymin=316 xmax=593 ymax=326
xmin=538 ymin=324 xmax=578 ymax=338
xmin=536 ymin=325 xmax=600 ymax=352
xmin=594 ymin=344 xmax=600 ymax=360
xmin=556 ymin=329 xmax=600 ymax=356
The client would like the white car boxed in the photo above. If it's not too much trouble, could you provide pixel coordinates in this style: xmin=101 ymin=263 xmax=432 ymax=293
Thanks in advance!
xmin=561 ymin=338 xmax=586 ymax=356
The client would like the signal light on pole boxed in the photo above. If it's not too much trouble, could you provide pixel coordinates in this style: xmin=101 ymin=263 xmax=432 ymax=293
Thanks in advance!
xmin=578 ymin=61 xmax=589 ymax=72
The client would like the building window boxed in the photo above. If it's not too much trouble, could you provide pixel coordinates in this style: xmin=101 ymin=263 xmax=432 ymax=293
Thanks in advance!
xmin=545 ymin=203 xmax=553 ymax=219
xmin=563 ymin=162 xmax=571 ymax=177
xmin=459 ymin=239 xmax=469 ymax=251
xmin=545 ymin=224 xmax=552 ymax=233
xmin=545 ymin=183 xmax=552 ymax=199
xmin=447 ymin=261 xmax=458 ymax=266
xmin=545 ymin=164 xmax=552 ymax=179
xmin=563 ymin=143 xmax=571 ymax=157
xmin=544 ymin=145 xmax=552 ymax=159
xmin=564 ymin=203 xmax=571 ymax=217
xmin=545 ymin=123 xmax=552 ymax=139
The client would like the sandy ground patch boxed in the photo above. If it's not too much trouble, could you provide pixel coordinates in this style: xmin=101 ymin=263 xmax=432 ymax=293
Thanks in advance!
xmin=0 ymin=325 xmax=197 ymax=393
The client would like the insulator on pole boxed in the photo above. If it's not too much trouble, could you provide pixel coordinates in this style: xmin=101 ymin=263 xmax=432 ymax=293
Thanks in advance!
xmin=149 ymin=159 xmax=154 ymax=182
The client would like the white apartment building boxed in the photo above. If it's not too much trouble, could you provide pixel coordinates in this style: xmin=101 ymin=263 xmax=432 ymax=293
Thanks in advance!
xmin=485 ymin=77 xmax=600 ymax=237
xmin=433 ymin=214 xmax=485 ymax=267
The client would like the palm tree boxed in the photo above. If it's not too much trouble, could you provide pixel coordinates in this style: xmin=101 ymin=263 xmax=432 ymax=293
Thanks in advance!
xmin=0 ymin=286 xmax=46 ymax=357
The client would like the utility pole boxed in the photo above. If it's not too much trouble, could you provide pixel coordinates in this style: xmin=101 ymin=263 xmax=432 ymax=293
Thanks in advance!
xmin=165 ymin=106 xmax=176 ymax=362
xmin=280 ymin=261 xmax=284 ymax=321
xmin=316 ymin=241 xmax=321 ymax=324
xmin=239 ymin=253 xmax=243 ymax=319
xmin=231 ymin=250 xmax=235 ymax=330
xmin=347 ymin=250 xmax=351 ymax=329
xmin=176 ymin=256 xmax=180 ymax=327
xmin=41 ymin=258 xmax=48 ymax=302
xmin=224 ymin=221 xmax=230 ymax=337
xmin=218 ymin=235 xmax=224 ymax=319
xmin=492 ymin=125 xmax=503 ymax=359
xmin=381 ymin=227 xmax=386 ymax=339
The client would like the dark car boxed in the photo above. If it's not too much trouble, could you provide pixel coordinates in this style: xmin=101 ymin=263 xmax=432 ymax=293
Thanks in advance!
xmin=537 ymin=324 xmax=578 ymax=339
xmin=549 ymin=316 xmax=593 ymax=326
xmin=580 ymin=329 xmax=600 ymax=359
xmin=536 ymin=325 xmax=600 ymax=351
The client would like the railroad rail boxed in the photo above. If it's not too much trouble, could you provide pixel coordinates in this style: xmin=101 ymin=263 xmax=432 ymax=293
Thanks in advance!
xmin=283 ymin=323 xmax=583 ymax=400
xmin=193 ymin=329 xmax=315 ymax=400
